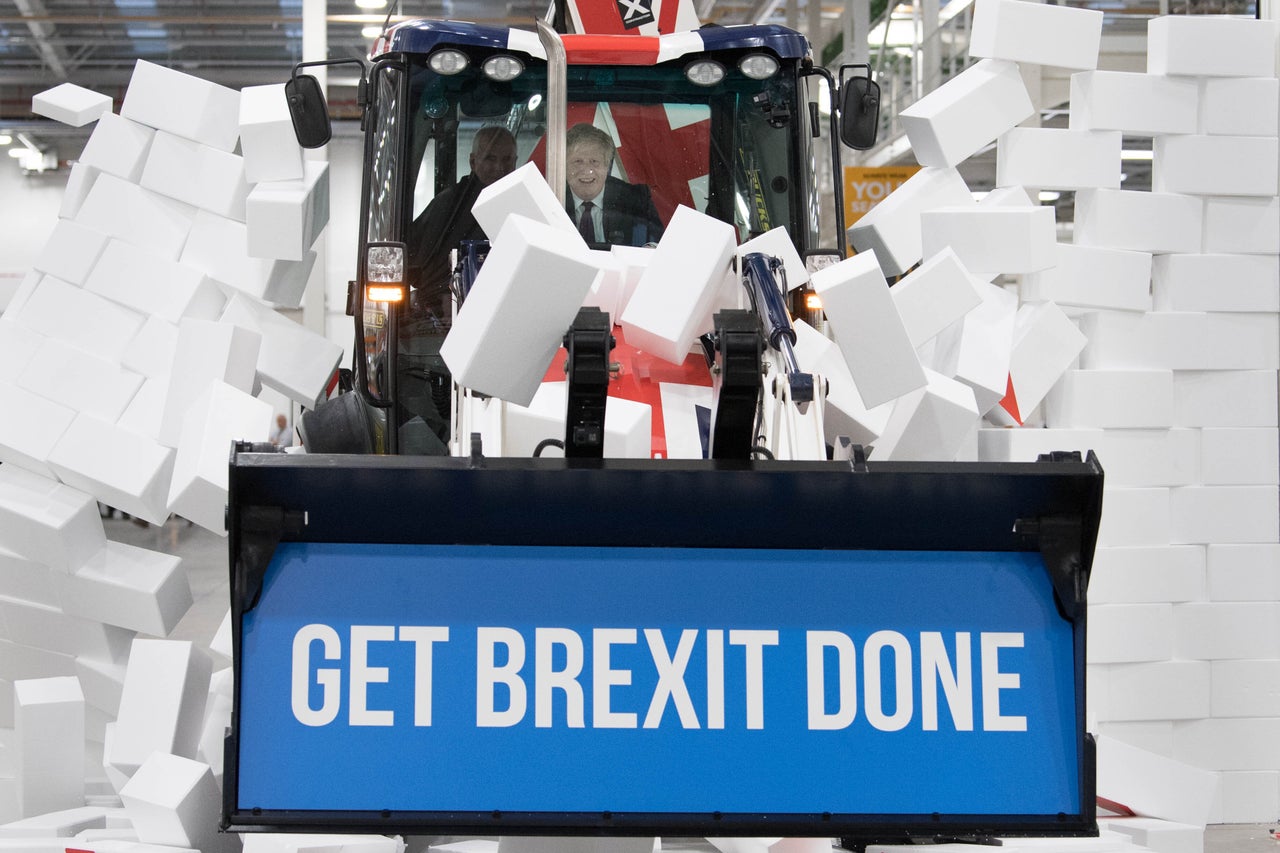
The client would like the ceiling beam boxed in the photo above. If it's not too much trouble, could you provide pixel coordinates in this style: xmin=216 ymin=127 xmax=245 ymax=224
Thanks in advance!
xmin=12 ymin=0 xmax=71 ymax=79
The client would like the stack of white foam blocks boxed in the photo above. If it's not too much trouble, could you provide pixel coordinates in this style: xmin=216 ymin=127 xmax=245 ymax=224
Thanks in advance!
xmin=0 ymin=60 xmax=355 ymax=853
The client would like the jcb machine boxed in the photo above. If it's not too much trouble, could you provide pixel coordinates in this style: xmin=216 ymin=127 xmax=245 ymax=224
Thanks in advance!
xmin=223 ymin=3 xmax=1104 ymax=846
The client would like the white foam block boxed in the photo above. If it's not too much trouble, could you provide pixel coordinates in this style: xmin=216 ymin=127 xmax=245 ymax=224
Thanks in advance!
xmin=238 ymin=84 xmax=304 ymax=183
xmin=1152 ymin=254 xmax=1279 ymax=313
xmin=0 ymin=379 xmax=76 ymax=478
xmin=75 ymin=173 xmax=197 ymax=261
xmin=921 ymin=204 xmax=1056 ymax=275
xmin=871 ymin=368 xmax=978 ymax=461
xmin=210 ymin=610 xmax=233 ymax=661
xmin=1201 ymin=428 xmax=1279 ymax=485
xmin=1073 ymin=188 xmax=1203 ymax=254
xmin=499 ymin=382 xmax=651 ymax=459
xmin=16 ymin=337 xmax=143 ymax=423
xmin=1173 ymin=369 xmax=1278 ymax=428
xmin=442 ymin=215 xmax=599 ymax=407
xmin=621 ymin=205 xmax=736 ymax=365
xmin=58 ymin=162 xmax=101 ymax=221
xmin=969 ymin=0 xmax=1103 ymax=69
xmin=75 ymin=656 xmax=127 ymax=717
xmin=246 ymin=835 xmax=407 ymax=853
xmin=13 ymin=677 xmax=85 ymax=818
xmin=1081 ymin=312 xmax=1279 ymax=372
xmin=581 ymin=250 xmax=626 ymax=321
xmin=1002 ymin=301 xmax=1087 ymax=424
xmin=1208 ymin=544 xmax=1280 ymax=601
xmin=473 ymin=161 xmax=579 ymax=239
xmin=141 ymin=131 xmax=250 ymax=220
xmin=167 ymin=381 xmax=272 ymax=534
xmin=996 ymin=128 xmax=1121 ymax=190
xmin=1171 ymin=485 xmax=1280 ymax=545
xmin=1069 ymin=71 xmax=1200 ymax=136
xmin=33 ymin=219 xmax=110 ymax=286
xmin=46 ymin=414 xmax=175 ymax=526
xmin=1088 ymin=602 xmax=1173 ymax=662
xmin=121 ymin=316 xmax=179 ymax=381
xmin=737 ymin=227 xmax=808 ymax=291
xmin=846 ymin=167 xmax=974 ymax=277
xmin=609 ymin=244 xmax=653 ymax=318
xmin=77 ymin=113 xmax=156 ymax=183
xmin=930 ymin=280 xmax=1017 ymax=416
xmin=793 ymin=320 xmax=892 ymax=447
xmin=1154 ymin=135 xmax=1279 ymax=198
xmin=1102 ymin=428 xmax=1198 ymax=487
xmin=1199 ymin=77 xmax=1280 ymax=137
xmin=119 ymin=752 xmax=230 ymax=853
xmin=120 ymin=60 xmax=240 ymax=152
xmin=1089 ymin=545 xmax=1205 ymax=604
xmin=899 ymin=59 xmax=1033 ymax=168
xmin=0 ymin=318 xmax=44 ymax=378
xmin=1178 ymin=602 xmax=1280 ymax=664
xmin=1023 ymin=243 xmax=1153 ymax=313
xmin=811 ymin=251 xmax=926 ymax=408
xmin=219 ymin=293 xmax=343 ymax=409
xmin=85 ymin=239 xmax=224 ymax=325
xmin=1211 ymin=660 xmax=1280 ymax=718
xmin=890 ymin=247 xmax=983 ymax=347
xmin=0 ymin=805 xmax=109 ymax=839
xmin=1045 ymin=369 xmax=1174 ymax=429
xmin=180 ymin=210 xmax=316 ymax=308
xmin=159 ymin=318 xmax=261 ymax=447
xmin=1216 ymin=771 xmax=1280 ymax=824
xmin=1148 ymin=15 xmax=1278 ymax=78
xmin=1176 ymin=718 xmax=1280 ymax=776
xmin=0 ymin=466 xmax=105 ymax=573
xmin=658 ymin=382 xmax=715 ymax=460
xmin=11 ymin=274 xmax=144 ymax=363
xmin=116 ymin=376 xmax=168 ymax=442
xmin=245 ymin=160 xmax=330 ymax=261
xmin=1101 ymin=818 xmax=1205 ymax=853
xmin=32 ymin=83 xmax=113 ymax=127
xmin=1103 ymin=661 xmax=1211 ymax=722
xmin=1203 ymin=195 xmax=1280 ymax=255
xmin=109 ymin=639 xmax=211 ymax=775
xmin=0 ymin=543 xmax=59 ymax=607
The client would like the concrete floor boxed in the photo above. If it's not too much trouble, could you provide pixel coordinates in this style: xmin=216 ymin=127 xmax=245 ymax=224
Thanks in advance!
xmin=103 ymin=515 xmax=1280 ymax=853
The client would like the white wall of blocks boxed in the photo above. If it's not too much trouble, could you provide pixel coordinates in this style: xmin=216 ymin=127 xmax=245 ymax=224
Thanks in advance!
xmin=0 ymin=7 xmax=1277 ymax=852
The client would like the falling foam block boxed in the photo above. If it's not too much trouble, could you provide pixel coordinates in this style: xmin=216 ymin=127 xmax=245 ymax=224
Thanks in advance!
xmin=122 ymin=316 xmax=180 ymax=381
xmin=792 ymin=320 xmax=891 ymax=447
xmin=810 ymin=250 xmax=925 ymax=409
xmin=1069 ymin=70 xmax=1199 ymax=136
xmin=621 ymin=205 xmax=736 ymax=365
xmin=238 ymin=84 xmax=304 ymax=183
xmin=85 ymin=239 xmax=225 ymax=325
xmin=930 ymin=279 xmax=1017 ymax=416
xmin=120 ymin=752 xmax=231 ymax=853
xmin=1096 ymin=734 xmax=1218 ymax=826
xmin=109 ymin=639 xmax=211 ymax=776
xmin=899 ymin=59 xmax=1033 ymax=169
xmin=1148 ymin=15 xmax=1278 ymax=78
xmin=0 ymin=466 xmax=105 ymax=573
xmin=996 ymin=127 xmax=1121 ymax=190
xmin=1199 ymin=77 xmax=1280 ymax=137
xmin=0 ymin=543 xmax=58 ymax=607
xmin=871 ymin=369 xmax=979 ymax=462
xmin=473 ymin=161 xmax=580 ymax=239
xmin=75 ymin=173 xmax=197 ymax=262
xmin=846 ymin=167 xmax=974 ymax=277
xmin=180 ymin=210 xmax=316 ymax=308
xmin=197 ymin=668 xmax=232 ymax=780
xmin=1152 ymin=254 xmax=1280 ymax=313
xmin=1153 ymin=135 xmax=1279 ymax=197
xmin=32 ymin=219 xmax=111 ymax=286
xmin=12 ymin=274 xmax=144 ymax=363
xmin=999 ymin=301 xmax=1087 ymax=425
xmin=737 ymin=226 xmax=809 ymax=292
xmin=158 ymin=318 xmax=261 ymax=448
xmin=77 ymin=113 xmax=156 ymax=183
xmin=1073 ymin=188 xmax=1203 ymax=255
xmin=46 ymin=414 xmax=175 ymax=526
xmin=245 ymin=160 xmax=330 ymax=261
xmin=582 ymin=250 xmax=626 ymax=322
xmin=116 ymin=377 xmax=168 ymax=443
xmin=969 ymin=0 xmax=1103 ymax=70
xmin=219 ymin=293 xmax=342 ymax=409
xmin=140 ymin=131 xmax=251 ymax=220
xmin=13 ymin=677 xmax=85 ymax=818
xmin=890 ymin=247 xmax=983 ymax=347
xmin=442 ymin=215 xmax=601 ymax=407
xmin=1023 ymin=243 xmax=1153 ymax=313
xmin=921 ymin=205 xmax=1056 ymax=276
xmin=59 ymin=162 xmax=101 ymax=220
xmin=16 ymin=337 xmax=143 ymax=423
xmin=0 ymin=379 xmax=76 ymax=478
xmin=31 ymin=83 xmax=113 ymax=127
xmin=167 ymin=381 xmax=272 ymax=534
xmin=120 ymin=59 xmax=241 ymax=152
xmin=610 ymin=244 xmax=654 ymax=318
xmin=0 ymin=805 xmax=110 ymax=838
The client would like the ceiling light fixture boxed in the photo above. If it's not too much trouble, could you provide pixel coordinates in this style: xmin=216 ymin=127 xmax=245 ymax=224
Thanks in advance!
xmin=361 ymin=25 xmax=383 ymax=38
xmin=355 ymin=0 xmax=387 ymax=7
xmin=0 ymin=134 xmax=11 ymax=146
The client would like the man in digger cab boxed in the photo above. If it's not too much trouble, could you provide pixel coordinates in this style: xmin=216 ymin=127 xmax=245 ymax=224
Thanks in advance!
xmin=565 ymin=123 xmax=663 ymax=248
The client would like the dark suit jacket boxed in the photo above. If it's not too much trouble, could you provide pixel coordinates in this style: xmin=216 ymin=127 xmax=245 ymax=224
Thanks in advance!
xmin=569 ymin=176 xmax=664 ymax=247
xmin=405 ymin=173 xmax=488 ymax=324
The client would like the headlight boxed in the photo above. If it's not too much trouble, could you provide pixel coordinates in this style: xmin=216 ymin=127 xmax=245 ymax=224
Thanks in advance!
xmin=739 ymin=53 xmax=780 ymax=80
xmin=428 ymin=49 xmax=469 ymax=75
xmin=365 ymin=242 xmax=406 ymax=303
xmin=483 ymin=55 xmax=524 ymax=82
xmin=685 ymin=60 xmax=726 ymax=87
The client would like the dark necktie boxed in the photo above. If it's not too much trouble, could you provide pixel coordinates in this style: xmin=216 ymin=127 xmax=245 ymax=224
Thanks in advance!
xmin=578 ymin=201 xmax=596 ymax=243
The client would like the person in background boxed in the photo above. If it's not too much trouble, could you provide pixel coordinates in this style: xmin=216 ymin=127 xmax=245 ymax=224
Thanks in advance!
xmin=564 ymin=123 xmax=663 ymax=248
xmin=270 ymin=413 xmax=292 ymax=447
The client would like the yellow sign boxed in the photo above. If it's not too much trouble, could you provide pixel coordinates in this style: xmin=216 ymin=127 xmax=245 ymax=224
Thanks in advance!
xmin=844 ymin=166 xmax=921 ymax=224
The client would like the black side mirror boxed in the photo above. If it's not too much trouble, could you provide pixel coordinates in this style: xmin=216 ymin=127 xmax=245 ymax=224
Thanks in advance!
xmin=285 ymin=73 xmax=332 ymax=149
xmin=838 ymin=64 xmax=880 ymax=150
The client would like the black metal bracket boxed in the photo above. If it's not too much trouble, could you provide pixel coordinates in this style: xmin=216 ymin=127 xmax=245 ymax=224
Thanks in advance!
xmin=1015 ymin=514 xmax=1088 ymax=621
xmin=563 ymin=307 xmax=614 ymax=459
xmin=232 ymin=504 xmax=306 ymax=616
xmin=709 ymin=309 xmax=763 ymax=460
